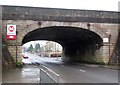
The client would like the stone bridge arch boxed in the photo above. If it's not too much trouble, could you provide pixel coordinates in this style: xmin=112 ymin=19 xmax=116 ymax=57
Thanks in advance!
xmin=3 ymin=20 xmax=118 ymax=64
xmin=2 ymin=5 xmax=119 ymax=67
xmin=14 ymin=20 xmax=110 ymax=43
xmin=4 ymin=20 xmax=117 ymax=45
xmin=3 ymin=20 xmax=109 ymax=45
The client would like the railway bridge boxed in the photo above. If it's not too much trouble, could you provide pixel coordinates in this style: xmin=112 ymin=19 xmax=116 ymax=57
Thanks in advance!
xmin=2 ymin=5 xmax=119 ymax=66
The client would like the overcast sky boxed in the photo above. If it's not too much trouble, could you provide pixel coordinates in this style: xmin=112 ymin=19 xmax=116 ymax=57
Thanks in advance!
xmin=22 ymin=40 xmax=48 ymax=47
xmin=1 ymin=0 xmax=119 ymax=11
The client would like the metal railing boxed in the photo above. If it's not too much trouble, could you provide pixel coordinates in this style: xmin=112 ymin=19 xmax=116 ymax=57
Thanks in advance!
xmin=39 ymin=64 xmax=60 ymax=83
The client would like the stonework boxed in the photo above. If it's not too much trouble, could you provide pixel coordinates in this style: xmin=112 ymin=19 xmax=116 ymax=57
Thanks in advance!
xmin=2 ymin=20 xmax=119 ymax=64
xmin=2 ymin=6 xmax=119 ymax=65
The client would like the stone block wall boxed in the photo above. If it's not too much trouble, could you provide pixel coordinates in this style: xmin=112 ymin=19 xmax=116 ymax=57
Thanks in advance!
xmin=2 ymin=20 xmax=119 ymax=65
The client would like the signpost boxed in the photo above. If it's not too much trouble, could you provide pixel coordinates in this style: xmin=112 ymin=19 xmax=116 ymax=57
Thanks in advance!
xmin=103 ymin=35 xmax=111 ymax=64
xmin=103 ymin=38 xmax=109 ymax=43
xmin=6 ymin=25 xmax=18 ymax=63
xmin=6 ymin=25 xmax=16 ymax=40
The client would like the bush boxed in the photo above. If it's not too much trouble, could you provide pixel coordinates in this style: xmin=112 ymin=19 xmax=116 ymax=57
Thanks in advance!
xmin=16 ymin=62 xmax=22 ymax=68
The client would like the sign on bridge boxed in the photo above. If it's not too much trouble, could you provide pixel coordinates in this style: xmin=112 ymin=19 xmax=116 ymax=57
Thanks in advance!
xmin=6 ymin=25 xmax=16 ymax=40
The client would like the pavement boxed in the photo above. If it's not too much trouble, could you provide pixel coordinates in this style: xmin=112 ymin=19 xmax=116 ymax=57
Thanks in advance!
xmin=15 ymin=53 xmax=118 ymax=83
xmin=3 ymin=63 xmax=118 ymax=83
xmin=99 ymin=65 xmax=119 ymax=70
xmin=2 ymin=65 xmax=40 ymax=83
xmin=81 ymin=64 xmax=119 ymax=70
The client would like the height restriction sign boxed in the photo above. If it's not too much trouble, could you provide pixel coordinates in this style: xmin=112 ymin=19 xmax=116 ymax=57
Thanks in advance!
xmin=6 ymin=25 xmax=16 ymax=40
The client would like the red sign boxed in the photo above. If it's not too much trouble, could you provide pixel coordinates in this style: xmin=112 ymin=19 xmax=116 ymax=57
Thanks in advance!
xmin=8 ymin=26 xmax=15 ymax=32
xmin=6 ymin=25 xmax=16 ymax=40
xmin=6 ymin=35 xmax=16 ymax=40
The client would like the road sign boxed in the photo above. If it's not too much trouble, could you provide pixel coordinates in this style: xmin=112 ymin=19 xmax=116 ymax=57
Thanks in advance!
xmin=103 ymin=38 xmax=109 ymax=43
xmin=6 ymin=25 xmax=16 ymax=40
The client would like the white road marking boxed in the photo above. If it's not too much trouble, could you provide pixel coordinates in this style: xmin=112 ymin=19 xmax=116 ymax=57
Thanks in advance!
xmin=79 ymin=69 xmax=86 ymax=72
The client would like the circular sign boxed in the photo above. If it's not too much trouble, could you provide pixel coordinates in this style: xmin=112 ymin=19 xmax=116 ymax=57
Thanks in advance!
xmin=8 ymin=26 xmax=15 ymax=32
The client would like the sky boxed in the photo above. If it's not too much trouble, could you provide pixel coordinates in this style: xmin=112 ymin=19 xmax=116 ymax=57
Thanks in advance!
xmin=23 ymin=40 xmax=48 ymax=47
xmin=1 ymin=0 xmax=120 ymax=11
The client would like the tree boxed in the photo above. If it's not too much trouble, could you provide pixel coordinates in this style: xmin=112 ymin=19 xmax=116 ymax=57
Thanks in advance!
xmin=35 ymin=43 xmax=38 ymax=53
xmin=22 ymin=46 xmax=27 ymax=52
xmin=37 ymin=43 xmax=41 ymax=52
xmin=27 ymin=44 xmax=33 ymax=53
xmin=35 ymin=43 xmax=41 ymax=53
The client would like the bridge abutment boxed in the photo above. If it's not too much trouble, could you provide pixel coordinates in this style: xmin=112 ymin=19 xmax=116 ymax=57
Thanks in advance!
xmin=7 ymin=45 xmax=22 ymax=63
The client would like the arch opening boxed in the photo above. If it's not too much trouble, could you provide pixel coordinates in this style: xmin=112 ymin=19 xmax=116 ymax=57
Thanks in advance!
xmin=22 ymin=26 xmax=103 ymax=63
xmin=22 ymin=40 xmax=63 ymax=64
